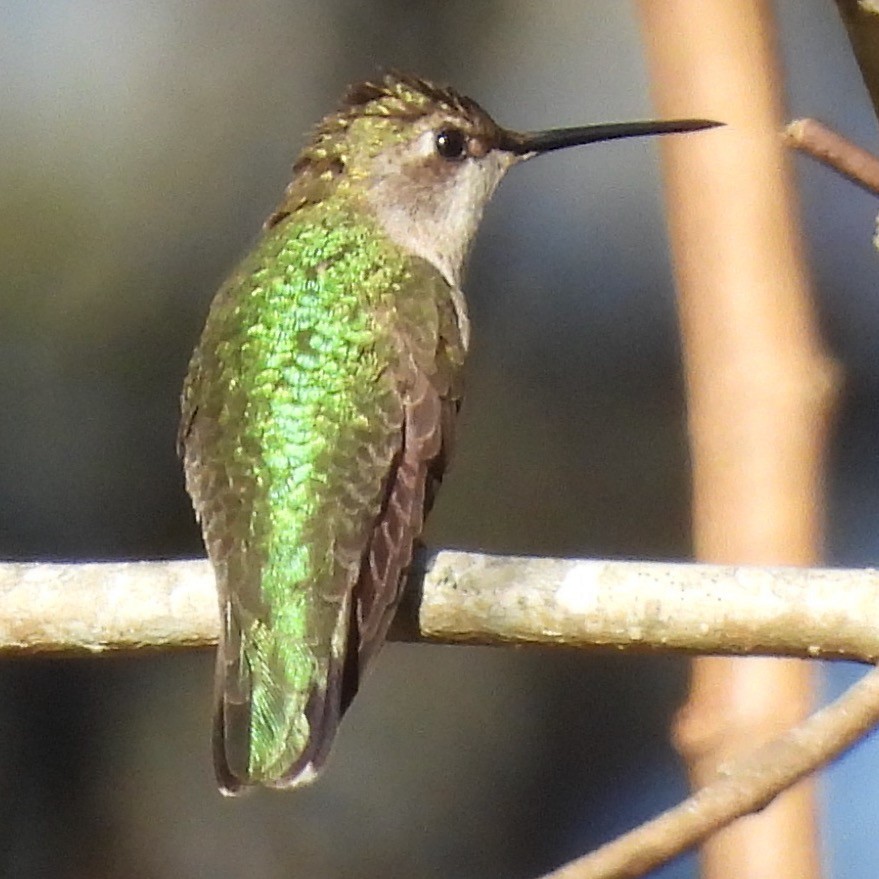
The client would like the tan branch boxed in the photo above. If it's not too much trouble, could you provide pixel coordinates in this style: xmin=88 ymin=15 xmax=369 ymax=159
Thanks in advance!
xmin=639 ymin=2 xmax=838 ymax=877
xmin=785 ymin=118 xmax=879 ymax=196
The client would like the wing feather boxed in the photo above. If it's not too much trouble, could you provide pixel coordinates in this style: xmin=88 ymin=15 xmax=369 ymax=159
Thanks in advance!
xmin=353 ymin=286 xmax=466 ymax=669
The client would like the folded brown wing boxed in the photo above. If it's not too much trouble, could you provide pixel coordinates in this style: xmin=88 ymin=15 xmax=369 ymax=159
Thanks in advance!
xmin=352 ymin=281 xmax=466 ymax=673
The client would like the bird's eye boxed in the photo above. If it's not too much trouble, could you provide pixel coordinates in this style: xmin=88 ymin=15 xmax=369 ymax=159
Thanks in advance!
xmin=434 ymin=127 xmax=468 ymax=160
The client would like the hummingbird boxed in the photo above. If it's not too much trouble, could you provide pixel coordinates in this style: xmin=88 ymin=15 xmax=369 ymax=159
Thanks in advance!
xmin=179 ymin=71 xmax=720 ymax=795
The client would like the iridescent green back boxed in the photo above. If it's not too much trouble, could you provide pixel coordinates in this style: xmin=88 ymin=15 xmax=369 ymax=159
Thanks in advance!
xmin=181 ymin=195 xmax=464 ymax=791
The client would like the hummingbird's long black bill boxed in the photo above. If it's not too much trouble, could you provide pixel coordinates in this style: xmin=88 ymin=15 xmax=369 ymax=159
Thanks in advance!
xmin=504 ymin=118 xmax=723 ymax=156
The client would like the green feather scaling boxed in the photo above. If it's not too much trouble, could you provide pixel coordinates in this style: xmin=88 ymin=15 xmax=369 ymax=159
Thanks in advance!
xmin=181 ymin=192 xmax=458 ymax=789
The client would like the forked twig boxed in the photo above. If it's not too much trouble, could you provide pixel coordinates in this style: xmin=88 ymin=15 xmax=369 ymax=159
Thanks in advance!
xmin=537 ymin=663 xmax=879 ymax=879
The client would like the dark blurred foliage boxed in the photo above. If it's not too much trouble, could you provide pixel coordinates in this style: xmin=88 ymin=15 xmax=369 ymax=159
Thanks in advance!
xmin=0 ymin=2 xmax=877 ymax=877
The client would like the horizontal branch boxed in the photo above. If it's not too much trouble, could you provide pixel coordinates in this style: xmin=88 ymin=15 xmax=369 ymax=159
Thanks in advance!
xmin=2 ymin=551 xmax=879 ymax=661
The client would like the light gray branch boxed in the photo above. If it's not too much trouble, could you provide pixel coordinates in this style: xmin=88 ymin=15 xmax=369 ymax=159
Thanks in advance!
xmin=1 ymin=551 xmax=879 ymax=661
xmin=0 ymin=558 xmax=218 ymax=653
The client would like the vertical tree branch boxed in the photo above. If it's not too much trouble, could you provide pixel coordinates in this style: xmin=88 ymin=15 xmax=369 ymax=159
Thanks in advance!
xmin=637 ymin=3 xmax=840 ymax=879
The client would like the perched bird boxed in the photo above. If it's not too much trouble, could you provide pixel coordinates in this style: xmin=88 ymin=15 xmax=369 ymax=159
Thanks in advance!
xmin=179 ymin=71 xmax=719 ymax=794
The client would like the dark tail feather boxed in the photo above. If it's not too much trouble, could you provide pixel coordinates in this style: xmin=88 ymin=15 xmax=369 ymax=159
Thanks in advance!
xmin=212 ymin=631 xmax=255 ymax=796
xmin=212 ymin=600 xmax=256 ymax=795
xmin=213 ymin=698 xmax=249 ymax=796
xmin=267 ymin=654 xmax=348 ymax=788
xmin=270 ymin=598 xmax=360 ymax=787
xmin=340 ymin=586 xmax=361 ymax=715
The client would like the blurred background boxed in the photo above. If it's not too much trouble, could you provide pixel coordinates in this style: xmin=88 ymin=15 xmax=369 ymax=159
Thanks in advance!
xmin=1 ymin=1 xmax=878 ymax=877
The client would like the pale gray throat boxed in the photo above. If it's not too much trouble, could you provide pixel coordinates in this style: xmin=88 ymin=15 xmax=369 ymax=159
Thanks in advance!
xmin=365 ymin=149 xmax=514 ymax=350
xmin=367 ymin=148 xmax=514 ymax=276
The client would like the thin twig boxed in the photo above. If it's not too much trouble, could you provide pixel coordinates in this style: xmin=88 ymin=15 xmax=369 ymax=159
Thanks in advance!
xmin=785 ymin=118 xmax=879 ymax=196
xmin=537 ymin=662 xmax=879 ymax=879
